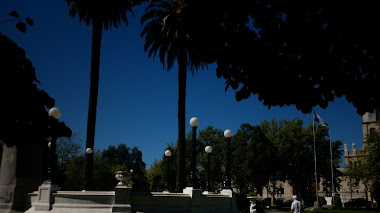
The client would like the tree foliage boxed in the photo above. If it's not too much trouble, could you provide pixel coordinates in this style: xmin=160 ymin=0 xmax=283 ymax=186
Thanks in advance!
xmin=62 ymin=144 xmax=149 ymax=191
xmin=147 ymin=144 xmax=177 ymax=192
xmin=102 ymin=144 xmax=149 ymax=191
xmin=147 ymin=119 xmax=343 ymax=201
xmin=0 ymin=33 xmax=73 ymax=149
xmin=181 ymin=0 xmax=380 ymax=115
xmin=56 ymin=133 xmax=82 ymax=166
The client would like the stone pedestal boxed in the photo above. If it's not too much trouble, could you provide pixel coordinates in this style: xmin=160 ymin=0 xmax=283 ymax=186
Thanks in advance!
xmin=112 ymin=185 xmax=131 ymax=213
xmin=325 ymin=197 xmax=332 ymax=205
xmin=34 ymin=182 xmax=60 ymax=211
xmin=183 ymin=187 xmax=204 ymax=213
xmin=0 ymin=142 xmax=46 ymax=212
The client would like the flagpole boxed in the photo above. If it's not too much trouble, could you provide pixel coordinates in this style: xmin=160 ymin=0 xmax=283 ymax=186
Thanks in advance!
xmin=312 ymin=112 xmax=319 ymax=203
xmin=329 ymin=129 xmax=334 ymax=204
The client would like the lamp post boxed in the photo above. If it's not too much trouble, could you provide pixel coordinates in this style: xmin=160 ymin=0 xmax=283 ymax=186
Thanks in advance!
xmin=188 ymin=117 xmax=200 ymax=188
xmin=84 ymin=147 xmax=93 ymax=190
xmin=46 ymin=107 xmax=62 ymax=184
xmin=224 ymin=129 xmax=232 ymax=189
xmin=46 ymin=141 xmax=52 ymax=183
xmin=164 ymin=149 xmax=172 ymax=192
xmin=205 ymin=146 xmax=212 ymax=193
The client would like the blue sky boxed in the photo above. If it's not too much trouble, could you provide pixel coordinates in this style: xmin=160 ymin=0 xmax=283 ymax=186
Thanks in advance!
xmin=1 ymin=0 xmax=364 ymax=169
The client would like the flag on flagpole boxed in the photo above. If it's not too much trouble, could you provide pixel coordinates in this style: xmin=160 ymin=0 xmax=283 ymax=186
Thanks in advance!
xmin=313 ymin=110 xmax=328 ymax=126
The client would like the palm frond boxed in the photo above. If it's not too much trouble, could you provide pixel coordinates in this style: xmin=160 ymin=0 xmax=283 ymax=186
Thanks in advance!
xmin=65 ymin=0 xmax=146 ymax=29
xmin=140 ymin=0 xmax=205 ymax=72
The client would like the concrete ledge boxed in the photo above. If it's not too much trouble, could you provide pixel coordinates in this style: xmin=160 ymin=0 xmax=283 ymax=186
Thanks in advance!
xmin=53 ymin=191 xmax=114 ymax=206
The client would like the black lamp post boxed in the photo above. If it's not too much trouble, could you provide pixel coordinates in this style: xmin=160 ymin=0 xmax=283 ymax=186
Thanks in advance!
xmin=164 ymin=149 xmax=172 ymax=192
xmin=46 ymin=107 xmax=62 ymax=184
xmin=46 ymin=141 xmax=52 ymax=183
xmin=84 ymin=147 xmax=93 ymax=190
xmin=188 ymin=117 xmax=200 ymax=188
xmin=205 ymin=145 xmax=212 ymax=193
xmin=224 ymin=129 xmax=232 ymax=189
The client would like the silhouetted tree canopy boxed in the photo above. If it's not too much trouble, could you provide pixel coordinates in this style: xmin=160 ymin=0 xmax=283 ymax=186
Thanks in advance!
xmin=181 ymin=0 xmax=379 ymax=115
xmin=0 ymin=34 xmax=70 ymax=147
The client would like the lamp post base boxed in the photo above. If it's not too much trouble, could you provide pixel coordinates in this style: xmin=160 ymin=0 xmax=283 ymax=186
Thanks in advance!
xmin=34 ymin=182 xmax=61 ymax=211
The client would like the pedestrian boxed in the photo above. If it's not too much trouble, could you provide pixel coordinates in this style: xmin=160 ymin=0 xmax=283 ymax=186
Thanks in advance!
xmin=291 ymin=195 xmax=302 ymax=213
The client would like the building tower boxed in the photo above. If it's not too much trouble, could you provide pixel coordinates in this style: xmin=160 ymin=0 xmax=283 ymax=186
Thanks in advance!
xmin=344 ymin=108 xmax=379 ymax=166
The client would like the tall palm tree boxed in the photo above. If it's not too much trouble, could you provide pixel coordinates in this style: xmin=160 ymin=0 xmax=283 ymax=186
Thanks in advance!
xmin=141 ymin=0 xmax=204 ymax=192
xmin=66 ymin=0 xmax=146 ymax=190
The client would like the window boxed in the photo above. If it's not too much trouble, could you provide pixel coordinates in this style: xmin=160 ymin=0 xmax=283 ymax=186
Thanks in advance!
xmin=277 ymin=188 xmax=284 ymax=197
xmin=257 ymin=189 xmax=262 ymax=197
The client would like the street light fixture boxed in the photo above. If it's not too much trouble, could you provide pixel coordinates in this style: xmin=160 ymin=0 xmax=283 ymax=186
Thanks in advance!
xmin=164 ymin=149 xmax=172 ymax=192
xmin=205 ymin=146 xmax=212 ymax=193
xmin=86 ymin=148 xmax=93 ymax=154
xmin=188 ymin=117 xmax=200 ymax=188
xmin=224 ymin=129 xmax=232 ymax=189
xmin=46 ymin=107 xmax=62 ymax=184
xmin=49 ymin=107 xmax=62 ymax=120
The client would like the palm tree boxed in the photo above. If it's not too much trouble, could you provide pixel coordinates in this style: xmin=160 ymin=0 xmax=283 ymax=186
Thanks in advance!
xmin=66 ymin=0 xmax=146 ymax=190
xmin=141 ymin=0 xmax=205 ymax=192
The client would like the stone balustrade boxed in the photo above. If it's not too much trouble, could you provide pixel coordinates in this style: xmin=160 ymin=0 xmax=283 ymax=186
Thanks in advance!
xmin=24 ymin=184 xmax=239 ymax=213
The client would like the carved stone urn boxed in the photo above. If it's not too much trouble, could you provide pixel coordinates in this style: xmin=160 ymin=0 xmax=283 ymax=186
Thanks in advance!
xmin=115 ymin=171 xmax=132 ymax=186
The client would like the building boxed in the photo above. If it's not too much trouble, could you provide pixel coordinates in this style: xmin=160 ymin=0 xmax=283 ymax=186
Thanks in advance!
xmin=338 ymin=110 xmax=379 ymax=204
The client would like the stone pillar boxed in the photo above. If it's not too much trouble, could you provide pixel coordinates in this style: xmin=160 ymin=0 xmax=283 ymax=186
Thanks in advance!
xmin=112 ymin=185 xmax=132 ymax=213
xmin=34 ymin=182 xmax=60 ymax=211
xmin=0 ymin=145 xmax=17 ymax=211
xmin=0 ymin=142 xmax=46 ymax=212
xmin=183 ymin=187 xmax=204 ymax=213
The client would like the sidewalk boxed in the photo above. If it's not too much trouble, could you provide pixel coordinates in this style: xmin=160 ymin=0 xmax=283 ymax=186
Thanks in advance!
xmin=267 ymin=207 xmax=314 ymax=212
xmin=267 ymin=209 xmax=288 ymax=213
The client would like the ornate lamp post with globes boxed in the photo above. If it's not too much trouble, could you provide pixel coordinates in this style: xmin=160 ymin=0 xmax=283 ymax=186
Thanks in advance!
xmin=224 ymin=129 xmax=232 ymax=189
xmin=188 ymin=117 xmax=200 ymax=188
xmin=164 ymin=149 xmax=172 ymax=192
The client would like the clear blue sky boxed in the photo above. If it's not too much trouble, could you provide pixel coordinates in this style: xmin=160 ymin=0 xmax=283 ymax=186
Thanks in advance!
xmin=1 ymin=0 xmax=364 ymax=169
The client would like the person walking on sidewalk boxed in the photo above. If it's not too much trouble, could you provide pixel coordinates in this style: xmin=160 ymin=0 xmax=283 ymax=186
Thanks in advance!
xmin=291 ymin=195 xmax=302 ymax=213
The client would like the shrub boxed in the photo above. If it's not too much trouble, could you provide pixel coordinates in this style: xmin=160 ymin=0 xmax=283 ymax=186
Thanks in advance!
xmin=333 ymin=194 xmax=342 ymax=208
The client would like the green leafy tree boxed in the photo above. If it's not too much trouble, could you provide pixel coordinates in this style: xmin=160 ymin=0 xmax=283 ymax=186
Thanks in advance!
xmin=54 ymin=133 xmax=82 ymax=188
xmin=140 ymin=0 xmax=205 ymax=192
xmin=65 ymin=0 xmax=147 ymax=189
xmin=147 ymin=144 xmax=177 ymax=192
xmin=195 ymin=127 xmax=225 ymax=192
xmin=56 ymin=133 xmax=82 ymax=166
xmin=63 ymin=144 xmax=149 ymax=191
xmin=100 ymin=144 xmax=149 ymax=191
xmin=260 ymin=119 xmax=342 ymax=200
xmin=64 ymin=156 xmax=85 ymax=190
xmin=147 ymin=160 xmax=166 ymax=192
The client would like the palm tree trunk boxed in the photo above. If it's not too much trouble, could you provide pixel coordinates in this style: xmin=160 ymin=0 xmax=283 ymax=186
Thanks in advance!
xmin=175 ymin=51 xmax=187 ymax=192
xmin=84 ymin=19 xmax=102 ymax=190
